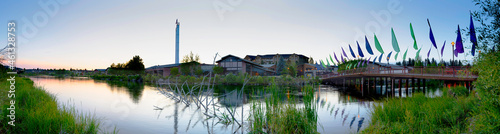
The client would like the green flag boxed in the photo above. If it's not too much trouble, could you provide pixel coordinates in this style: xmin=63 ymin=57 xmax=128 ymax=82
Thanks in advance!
xmin=374 ymin=34 xmax=384 ymax=54
xmin=410 ymin=23 xmax=418 ymax=50
xmin=391 ymin=28 xmax=400 ymax=52
xmin=415 ymin=47 xmax=422 ymax=60
xmin=326 ymin=58 xmax=330 ymax=66
xmin=394 ymin=52 xmax=399 ymax=61
xmin=403 ymin=48 xmax=408 ymax=61
xmin=329 ymin=54 xmax=335 ymax=64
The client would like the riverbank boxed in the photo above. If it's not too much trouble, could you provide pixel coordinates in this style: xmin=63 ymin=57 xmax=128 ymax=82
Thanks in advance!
xmin=0 ymin=76 xmax=114 ymax=133
xmin=362 ymin=50 xmax=500 ymax=133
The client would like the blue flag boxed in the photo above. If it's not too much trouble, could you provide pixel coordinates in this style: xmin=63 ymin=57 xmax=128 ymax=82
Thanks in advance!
xmin=349 ymin=44 xmax=356 ymax=58
xmin=373 ymin=56 xmax=377 ymax=64
xmin=386 ymin=51 xmax=393 ymax=62
xmin=470 ymin=14 xmax=477 ymax=56
xmin=378 ymin=53 xmax=384 ymax=63
xmin=427 ymin=46 xmax=432 ymax=58
xmin=357 ymin=41 xmax=364 ymax=57
xmin=456 ymin=25 xmax=464 ymax=54
xmin=428 ymin=19 xmax=438 ymax=49
xmin=365 ymin=36 xmax=374 ymax=55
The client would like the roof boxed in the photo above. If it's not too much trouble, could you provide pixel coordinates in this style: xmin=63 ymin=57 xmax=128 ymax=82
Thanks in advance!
xmin=245 ymin=55 xmax=257 ymax=60
xmin=261 ymin=64 xmax=275 ymax=68
xmin=216 ymin=54 xmax=275 ymax=73
xmin=145 ymin=64 xmax=180 ymax=70
xmin=247 ymin=53 xmax=309 ymax=59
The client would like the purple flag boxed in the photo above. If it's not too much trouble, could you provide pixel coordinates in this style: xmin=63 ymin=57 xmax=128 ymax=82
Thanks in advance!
xmin=364 ymin=57 xmax=371 ymax=66
xmin=342 ymin=47 xmax=348 ymax=57
xmin=470 ymin=14 xmax=477 ymax=56
xmin=441 ymin=41 xmax=446 ymax=57
xmin=334 ymin=52 xmax=340 ymax=63
xmin=456 ymin=25 xmax=464 ymax=53
xmin=428 ymin=19 xmax=438 ymax=49
xmin=357 ymin=59 xmax=362 ymax=68
xmin=341 ymin=54 xmax=345 ymax=63
xmin=427 ymin=46 xmax=432 ymax=58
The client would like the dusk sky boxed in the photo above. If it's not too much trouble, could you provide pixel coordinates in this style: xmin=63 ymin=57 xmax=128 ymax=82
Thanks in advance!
xmin=1 ymin=0 xmax=480 ymax=69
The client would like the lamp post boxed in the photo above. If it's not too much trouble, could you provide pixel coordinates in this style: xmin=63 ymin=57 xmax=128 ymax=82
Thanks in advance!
xmin=451 ymin=42 xmax=455 ymax=66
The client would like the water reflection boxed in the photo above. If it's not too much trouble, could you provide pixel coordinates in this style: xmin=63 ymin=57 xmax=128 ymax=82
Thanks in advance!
xmin=30 ymin=77 xmax=381 ymax=133
xmin=97 ymin=80 xmax=144 ymax=103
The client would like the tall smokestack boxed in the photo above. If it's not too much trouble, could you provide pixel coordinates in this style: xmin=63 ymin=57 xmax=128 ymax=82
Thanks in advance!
xmin=175 ymin=19 xmax=180 ymax=64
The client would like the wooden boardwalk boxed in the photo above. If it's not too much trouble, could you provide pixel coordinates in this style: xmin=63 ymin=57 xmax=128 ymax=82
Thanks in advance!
xmin=320 ymin=66 xmax=477 ymax=97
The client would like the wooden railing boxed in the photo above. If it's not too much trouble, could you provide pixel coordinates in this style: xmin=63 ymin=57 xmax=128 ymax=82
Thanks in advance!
xmin=319 ymin=66 xmax=477 ymax=79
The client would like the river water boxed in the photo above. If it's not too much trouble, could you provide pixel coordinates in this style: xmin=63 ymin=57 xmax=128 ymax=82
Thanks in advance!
xmin=30 ymin=77 xmax=380 ymax=134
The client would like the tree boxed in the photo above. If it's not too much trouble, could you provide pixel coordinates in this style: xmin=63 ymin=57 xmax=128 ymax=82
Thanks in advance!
xmin=125 ymin=55 xmax=145 ymax=70
xmin=213 ymin=66 xmax=224 ymax=74
xmin=276 ymin=56 xmax=286 ymax=75
xmin=182 ymin=51 xmax=200 ymax=63
xmin=472 ymin=0 xmax=500 ymax=51
xmin=285 ymin=61 xmax=298 ymax=77
xmin=308 ymin=56 xmax=314 ymax=64
xmin=170 ymin=67 xmax=179 ymax=76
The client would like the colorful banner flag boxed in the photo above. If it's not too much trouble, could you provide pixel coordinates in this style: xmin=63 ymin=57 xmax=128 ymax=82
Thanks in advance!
xmin=373 ymin=56 xmax=378 ymax=64
xmin=357 ymin=41 xmax=364 ymax=57
xmin=329 ymin=55 xmax=334 ymax=65
xmin=403 ymin=48 xmax=408 ymax=61
xmin=410 ymin=23 xmax=418 ymax=50
xmin=334 ymin=53 xmax=340 ymax=63
xmin=441 ymin=41 xmax=446 ymax=57
xmin=349 ymin=44 xmax=356 ymax=58
xmin=364 ymin=57 xmax=371 ymax=66
xmin=387 ymin=51 xmax=393 ymax=62
xmin=365 ymin=36 xmax=374 ymax=55
xmin=320 ymin=60 xmax=326 ymax=69
xmin=378 ymin=53 xmax=383 ymax=63
xmin=394 ymin=52 xmax=399 ymax=61
xmin=416 ymin=47 xmax=422 ymax=60
xmin=470 ymin=14 xmax=478 ymax=56
xmin=456 ymin=25 xmax=464 ymax=53
xmin=326 ymin=58 xmax=330 ymax=66
xmin=374 ymin=34 xmax=384 ymax=54
xmin=428 ymin=19 xmax=438 ymax=49
xmin=341 ymin=54 xmax=345 ymax=63
xmin=427 ymin=46 xmax=432 ymax=58
xmin=357 ymin=60 xmax=362 ymax=68
xmin=342 ymin=47 xmax=348 ymax=57
xmin=391 ymin=28 xmax=400 ymax=53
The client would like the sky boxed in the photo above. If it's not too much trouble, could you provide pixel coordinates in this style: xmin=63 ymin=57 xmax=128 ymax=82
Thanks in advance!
xmin=0 ymin=0 xmax=480 ymax=69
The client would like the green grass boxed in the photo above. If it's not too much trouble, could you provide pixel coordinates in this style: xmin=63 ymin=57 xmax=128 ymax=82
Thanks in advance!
xmin=250 ymin=83 xmax=318 ymax=134
xmin=362 ymin=87 xmax=477 ymax=133
xmin=0 ymin=77 xmax=116 ymax=134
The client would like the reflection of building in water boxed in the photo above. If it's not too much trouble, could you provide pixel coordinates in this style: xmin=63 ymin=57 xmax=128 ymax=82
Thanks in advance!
xmin=218 ymin=90 xmax=248 ymax=107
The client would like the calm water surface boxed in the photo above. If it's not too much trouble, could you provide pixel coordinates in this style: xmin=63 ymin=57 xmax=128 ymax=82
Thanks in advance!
xmin=31 ymin=77 xmax=378 ymax=134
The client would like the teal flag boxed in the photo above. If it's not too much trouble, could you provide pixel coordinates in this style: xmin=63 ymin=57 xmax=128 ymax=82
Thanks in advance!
xmin=415 ymin=47 xmax=422 ymax=60
xmin=410 ymin=23 xmax=418 ymax=50
xmin=374 ymin=34 xmax=384 ymax=54
xmin=403 ymin=48 xmax=408 ymax=61
xmin=326 ymin=58 xmax=330 ymax=66
xmin=391 ymin=28 xmax=400 ymax=52
xmin=394 ymin=52 xmax=399 ymax=61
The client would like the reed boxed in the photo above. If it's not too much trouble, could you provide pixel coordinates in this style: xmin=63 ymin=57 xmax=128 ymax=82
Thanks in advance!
xmin=249 ymin=83 xmax=318 ymax=134
xmin=0 ymin=77 xmax=116 ymax=134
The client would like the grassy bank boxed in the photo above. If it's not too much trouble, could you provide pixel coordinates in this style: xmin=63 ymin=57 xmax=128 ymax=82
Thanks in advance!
xmin=363 ymin=50 xmax=500 ymax=133
xmin=250 ymin=83 xmax=318 ymax=133
xmin=143 ymin=73 xmax=321 ymax=86
xmin=0 ymin=77 xmax=113 ymax=133
xmin=362 ymin=87 xmax=476 ymax=133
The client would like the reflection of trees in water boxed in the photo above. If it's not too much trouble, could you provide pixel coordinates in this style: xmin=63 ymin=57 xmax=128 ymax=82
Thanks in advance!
xmin=105 ymin=81 xmax=145 ymax=103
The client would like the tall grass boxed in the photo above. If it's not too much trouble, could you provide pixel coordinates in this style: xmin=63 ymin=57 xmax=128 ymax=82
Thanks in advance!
xmin=362 ymin=87 xmax=476 ymax=133
xmin=0 ymin=77 xmax=115 ymax=134
xmin=250 ymin=83 xmax=318 ymax=134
